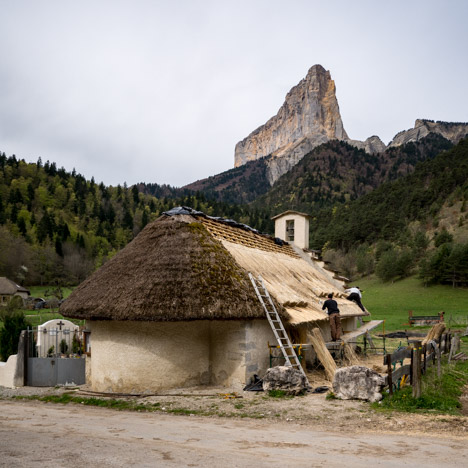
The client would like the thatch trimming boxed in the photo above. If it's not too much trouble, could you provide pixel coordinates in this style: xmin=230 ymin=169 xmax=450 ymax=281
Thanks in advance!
xmin=61 ymin=214 xmax=282 ymax=321
xmin=61 ymin=208 xmax=366 ymax=325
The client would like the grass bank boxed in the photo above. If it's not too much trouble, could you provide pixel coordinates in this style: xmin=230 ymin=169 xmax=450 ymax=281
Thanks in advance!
xmin=358 ymin=276 xmax=468 ymax=331
xmin=373 ymin=337 xmax=468 ymax=414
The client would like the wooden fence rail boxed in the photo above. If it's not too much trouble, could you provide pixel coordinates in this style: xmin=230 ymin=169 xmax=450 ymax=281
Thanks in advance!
xmin=384 ymin=332 xmax=452 ymax=397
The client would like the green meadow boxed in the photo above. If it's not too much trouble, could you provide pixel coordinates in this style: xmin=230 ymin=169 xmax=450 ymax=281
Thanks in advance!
xmin=0 ymin=287 xmax=80 ymax=329
xmin=358 ymin=276 xmax=468 ymax=332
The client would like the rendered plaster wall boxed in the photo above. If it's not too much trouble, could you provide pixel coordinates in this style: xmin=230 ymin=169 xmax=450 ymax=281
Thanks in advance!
xmin=342 ymin=317 xmax=357 ymax=334
xmin=209 ymin=319 xmax=275 ymax=388
xmin=208 ymin=321 xmax=246 ymax=389
xmin=244 ymin=320 xmax=277 ymax=378
xmin=0 ymin=330 xmax=26 ymax=387
xmin=274 ymin=214 xmax=309 ymax=250
xmin=89 ymin=319 xmax=276 ymax=392
xmin=89 ymin=320 xmax=211 ymax=393
xmin=318 ymin=316 xmax=355 ymax=342
xmin=0 ymin=354 xmax=18 ymax=388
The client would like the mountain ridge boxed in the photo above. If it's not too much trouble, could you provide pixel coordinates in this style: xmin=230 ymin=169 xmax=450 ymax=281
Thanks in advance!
xmin=233 ymin=64 xmax=468 ymax=185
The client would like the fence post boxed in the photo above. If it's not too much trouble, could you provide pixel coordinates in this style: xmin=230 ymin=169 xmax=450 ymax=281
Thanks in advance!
xmin=385 ymin=354 xmax=393 ymax=396
xmin=436 ymin=344 xmax=441 ymax=377
xmin=445 ymin=333 xmax=451 ymax=354
xmin=412 ymin=340 xmax=422 ymax=398
xmin=422 ymin=344 xmax=427 ymax=374
xmin=448 ymin=334 xmax=460 ymax=363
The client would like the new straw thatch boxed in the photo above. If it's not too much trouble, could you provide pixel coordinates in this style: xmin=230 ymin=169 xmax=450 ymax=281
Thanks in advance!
xmin=61 ymin=208 xmax=366 ymax=325
xmin=61 ymin=214 xmax=273 ymax=321
xmin=422 ymin=322 xmax=446 ymax=346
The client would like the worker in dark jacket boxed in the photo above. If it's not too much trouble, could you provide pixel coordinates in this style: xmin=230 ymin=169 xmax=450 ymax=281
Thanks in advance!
xmin=322 ymin=293 xmax=342 ymax=341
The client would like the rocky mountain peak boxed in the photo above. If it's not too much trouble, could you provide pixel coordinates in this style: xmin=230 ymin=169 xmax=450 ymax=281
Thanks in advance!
xmin=234 ymin=65 xmax=348 ymax=174
xmin=234 ymin=66 xmax=468 ymax=185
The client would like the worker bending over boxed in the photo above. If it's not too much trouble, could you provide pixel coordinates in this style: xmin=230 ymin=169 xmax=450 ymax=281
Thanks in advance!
xmin=345 ymin=286 xmax=366 ymax=312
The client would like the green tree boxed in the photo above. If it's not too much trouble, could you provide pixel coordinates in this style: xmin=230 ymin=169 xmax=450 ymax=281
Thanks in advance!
xmin=433 ymin=229 xmax=453 ymax=247
xmin=376 ymin=248 xmax=399 ymax=282
xmin=0 ymin=308 xmax=29 ymax=361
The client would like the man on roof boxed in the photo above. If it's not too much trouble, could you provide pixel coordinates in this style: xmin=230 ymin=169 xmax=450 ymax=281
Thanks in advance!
xmin=345 ymin=286 xmax=366 ymax=312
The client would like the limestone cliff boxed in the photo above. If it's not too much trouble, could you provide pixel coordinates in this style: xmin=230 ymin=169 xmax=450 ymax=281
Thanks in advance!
xmin=234 ymin=65 xmax=348 ymax=180
xmin=347 ymin=135 xmax=387 ymax=155
xmin=388 ymin=120 xmax=468 ymax=148
xmin=234 ymin=65 xmax=467 ymax=186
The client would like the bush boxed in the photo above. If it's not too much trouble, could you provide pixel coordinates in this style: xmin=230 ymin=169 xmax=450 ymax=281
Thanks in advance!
xmin=0 ymin=310 xmax=29 ymax=361
xmin=434 ymin=229 xmax=453 ymax=247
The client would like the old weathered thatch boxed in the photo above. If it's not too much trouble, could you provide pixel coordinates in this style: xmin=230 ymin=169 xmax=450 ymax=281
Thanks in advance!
xmin=61 ymin=208 xmax=366 ymax=325
xmin=61 ymin=214 xmax=269 ymax=321
xmin=0 ymin=277 xmax=30 ymax=296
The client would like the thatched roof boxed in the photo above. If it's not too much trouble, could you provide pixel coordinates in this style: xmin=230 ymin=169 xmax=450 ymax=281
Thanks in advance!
xmin=60 ymin=214 xmax=271 ymax=321
xmin=0 ymin=277 xmax=29 ymax=295
xmin=217 ymin=240 xmax=366 ymax=325
xmin=61 ymin=207 xmax=366 ymax=324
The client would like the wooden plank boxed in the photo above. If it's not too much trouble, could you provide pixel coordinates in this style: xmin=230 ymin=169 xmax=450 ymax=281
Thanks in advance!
xmin=411 ymin=316 xmax=442 ymax=320
xmin=341 ymin=320 xmax=383 ymax=342
xmin=391 ymin=364 xmax=411 ymax=382
xmin=384 ymin=346 xmax=412 ymax=365
xmin=386 ymin=354 xmax=393 ymax=396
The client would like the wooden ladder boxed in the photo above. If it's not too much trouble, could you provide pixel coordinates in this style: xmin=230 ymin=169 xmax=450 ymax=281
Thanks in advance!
xmin=249 ymin=273 xmax=307 ymax=379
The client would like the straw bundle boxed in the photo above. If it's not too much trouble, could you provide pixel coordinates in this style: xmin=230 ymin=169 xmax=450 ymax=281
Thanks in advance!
xmin=342 ymin=342 xmax=359 ymax=365
xmin=309 ymin=327 xmax=337 ymax=381
xmin=422 ymin=323 xmax=446 ymax=346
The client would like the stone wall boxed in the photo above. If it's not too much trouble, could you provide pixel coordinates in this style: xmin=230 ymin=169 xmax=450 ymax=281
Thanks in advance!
xmin=88 ymin=319 xmax=276 ymax=392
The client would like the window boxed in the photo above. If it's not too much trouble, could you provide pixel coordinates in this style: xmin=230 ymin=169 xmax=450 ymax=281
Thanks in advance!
xmin=286 ymin=219 xmax=295 ymax=241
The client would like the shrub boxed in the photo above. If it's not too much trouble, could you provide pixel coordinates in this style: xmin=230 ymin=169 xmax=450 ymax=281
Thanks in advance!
xmin=0 ymin=310 xmax=29 ymax=361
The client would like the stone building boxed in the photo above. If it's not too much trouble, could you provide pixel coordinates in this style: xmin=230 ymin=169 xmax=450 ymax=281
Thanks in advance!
xmin=60 ymin=207 xmax=367 ymax=393
xmin=272 ymin=210 xmax=311 ymax=250
xmin=0 ymin=277 xmax=30 ymax=307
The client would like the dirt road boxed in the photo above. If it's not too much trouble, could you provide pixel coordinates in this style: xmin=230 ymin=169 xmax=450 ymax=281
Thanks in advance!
xmin=1 ymin=399 xmax=466 ymax=467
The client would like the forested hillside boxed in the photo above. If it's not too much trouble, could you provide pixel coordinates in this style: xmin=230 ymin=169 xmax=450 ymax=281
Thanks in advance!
xmin=251 ymin=134 xmax=453 ymax=215
xmin=140 ymin=134 xmax=452 ymax=213
xmin=0 ymin=154 xmax=272 ymax=286
xmin=1 ymin=134 xmax=464 ymax=288
xmin=140 ymin=156 xmax=271 ymax=205
xmin=313 ymin=138 xmax=468 ymax=287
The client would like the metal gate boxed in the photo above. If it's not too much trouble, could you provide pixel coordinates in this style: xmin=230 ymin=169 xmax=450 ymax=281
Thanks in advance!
xmin=24 ymin=327 xmax=86 ymax=386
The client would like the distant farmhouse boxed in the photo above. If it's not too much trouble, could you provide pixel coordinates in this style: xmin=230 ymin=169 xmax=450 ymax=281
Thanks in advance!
xmin=0 ymin=277 xmax=30 ymax=307
xmin=61 ymin=207 xmax=366 ymax=393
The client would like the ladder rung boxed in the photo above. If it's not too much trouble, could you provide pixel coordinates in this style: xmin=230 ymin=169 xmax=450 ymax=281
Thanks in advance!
xmin=249 ymin=273 xmax=308 ymax=381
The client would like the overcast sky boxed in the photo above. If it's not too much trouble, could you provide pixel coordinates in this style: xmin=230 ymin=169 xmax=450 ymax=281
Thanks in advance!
xmin=1 ymin=1 xmax=467 ymax=187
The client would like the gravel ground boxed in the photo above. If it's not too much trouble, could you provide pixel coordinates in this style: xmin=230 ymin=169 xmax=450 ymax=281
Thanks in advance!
xmin=2 ymin=378 xmax=468 ymax=439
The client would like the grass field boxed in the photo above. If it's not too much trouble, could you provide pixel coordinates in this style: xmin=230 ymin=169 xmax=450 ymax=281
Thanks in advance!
xmin=0 ymin=286 xmax=80 ymax=329
xmin=28 ymin=286 xmax=75 ymax=299
xmin=358 ymin=276 xmax=468 ymax=332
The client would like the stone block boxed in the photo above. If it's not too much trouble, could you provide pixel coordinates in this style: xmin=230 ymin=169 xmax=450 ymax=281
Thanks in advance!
xmin=332 ymin=365 xmax=385 ymax=402
xmin=262 ymin=365 xmax=309 ymax=395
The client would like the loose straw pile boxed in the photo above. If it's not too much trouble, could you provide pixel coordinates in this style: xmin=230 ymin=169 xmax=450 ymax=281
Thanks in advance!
xmin=422 ymin=322 xmax=446 ymax=346
xmin=309 ymin=327 xmax=337 ymax=381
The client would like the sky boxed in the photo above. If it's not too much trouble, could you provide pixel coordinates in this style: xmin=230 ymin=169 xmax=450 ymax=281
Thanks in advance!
xmin=1 ymin=1 xmax=467 ymax=188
